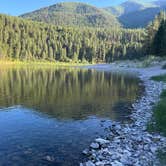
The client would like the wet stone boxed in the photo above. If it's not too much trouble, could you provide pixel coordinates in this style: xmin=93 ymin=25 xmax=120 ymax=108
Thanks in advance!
xmin=90 ymin=143 xmax=100 ymax=149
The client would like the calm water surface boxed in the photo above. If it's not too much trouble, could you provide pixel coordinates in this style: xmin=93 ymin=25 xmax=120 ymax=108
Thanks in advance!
xmin=0 ymin=67 xmax=142 ymax=166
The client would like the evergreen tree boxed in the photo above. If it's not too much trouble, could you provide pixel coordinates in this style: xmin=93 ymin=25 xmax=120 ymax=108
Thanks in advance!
xmin=145 ymin=11 xmax=166 ymax=54
xmin=153 ymin=20 xmax=166 ymax=57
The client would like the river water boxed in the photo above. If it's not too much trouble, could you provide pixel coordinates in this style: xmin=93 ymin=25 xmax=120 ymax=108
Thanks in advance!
xmin=0 ymin=67 xmax=142 ymax=166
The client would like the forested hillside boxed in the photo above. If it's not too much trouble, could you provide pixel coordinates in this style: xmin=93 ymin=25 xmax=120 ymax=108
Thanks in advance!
xmin=0 ymin=14 xmax=145 ymax=63
xmin=20 ymin=2 xmax=120 ymax=28
xmin=1 ymin=10 xmax=165 ymax=63
xmin=20 ymin=1 xmax=166 ymax=28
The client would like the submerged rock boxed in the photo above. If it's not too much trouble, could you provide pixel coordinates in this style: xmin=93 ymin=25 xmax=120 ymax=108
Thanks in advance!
xmin=44 ymin=155 xmax=55 ymax=162
xmin=90 ymin=143 xmax=99 ymax=149
xmin=95 ymin=138 xmax=110 ymax=145
xmin=83 ymin=161 xmax=95 ymax=166
xmin=82 ymin=149 xmax=90 ymax=155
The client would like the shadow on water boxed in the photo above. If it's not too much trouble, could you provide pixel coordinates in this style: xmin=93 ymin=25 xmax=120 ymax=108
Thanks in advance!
xmin=0 ymin=67 xmax=143 ymax=166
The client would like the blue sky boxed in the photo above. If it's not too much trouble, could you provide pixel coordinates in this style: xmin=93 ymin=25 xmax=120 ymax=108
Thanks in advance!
xmin=0 ymin=0 xmax=155 ymax=16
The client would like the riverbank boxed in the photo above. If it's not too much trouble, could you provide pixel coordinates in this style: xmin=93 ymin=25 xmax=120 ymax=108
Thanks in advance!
xmin=0 ymin=60 xmax=90 ymax=68
xmin=80 ymin=63 xmax=166 ymax=166
xmin=150 ymin=75 xmax=166 ymax=136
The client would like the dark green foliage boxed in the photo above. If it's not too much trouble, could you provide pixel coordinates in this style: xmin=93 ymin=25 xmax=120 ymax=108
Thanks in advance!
xmin=144 ymin=11 xmax=166 ymax=54
xmin=160 ymin=90 xmax=166 ymax=98
xmin=150 ymin=89 xmax=166 ymax=136
xmin=153 ymin=19 xmax=166 ymax=56
xmin=20 ymin=2 xmax=120 ymax=28
xmin=157 ymin=151 xmax=166 ymax=166
xmin=0 ymin=14 xmax=145 ymax=63
xmin=151 ymin=75 xmax=166 ymax=135
xmin=153 ymin=97 xmax=166 ymax=135
xmin=151 ymin=74 xmax=166 ymax=82
xmin=148 ymin=76 xmax=166 ymax=136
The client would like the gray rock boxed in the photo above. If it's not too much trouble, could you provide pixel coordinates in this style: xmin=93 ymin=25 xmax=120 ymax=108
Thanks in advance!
xmin=90 ymin=143 xmax=99 ymax=149
xmin=95 ymin=161 xmax=105 ymax=166
xmin=111 ymin=161 xmax=123 ymax=166
xmin=85 ymin=161 xmax=95 ymax=166
xmin=95 ymin=138 xmax=110 ymax=145
xmin=150 ymin=146 xmax=157 ymax=153
xmin=111 ymin=154 xmax=119 ymax=160
xmin=44 ymin=155 xmax=55 ymax=162
xmin=123 ymin=150 xmax=131 ymax=157
xmin=82 ymin=149 xmax=89 ymax=155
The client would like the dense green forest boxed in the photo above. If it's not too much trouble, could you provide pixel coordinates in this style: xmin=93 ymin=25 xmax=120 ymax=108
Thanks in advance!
xmin=145 ymin=11 xmax=166 ymax=56
xmin=153 ymin=19 xmax=166 ymax=56
xmin=0 ymin=9 xmax=166 ymax=63
xmin=0 ymin=14 xmax=145 ymax=63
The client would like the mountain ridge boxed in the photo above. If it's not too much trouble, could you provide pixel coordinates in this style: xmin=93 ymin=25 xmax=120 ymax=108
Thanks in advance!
xmin=20 ymin=2 xmax=120 ymax=28
xmin=104 ymin=0 xmax=166 ymax=28
xmin=20 ymin=0 xmax=166 ymax=28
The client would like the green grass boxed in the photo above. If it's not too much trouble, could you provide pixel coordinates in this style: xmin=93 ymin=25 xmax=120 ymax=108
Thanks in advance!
xmin=147 ymin=91 xmax=166 ymax=166
xmin=149 ymin=75 xmax=166 ymax=136
xmin=157 ymin=151 xmax=166 ymax=166
xmin=153 ymin=96 xmax=166 ymax=135
xmin=151 ymin=74 xmax=166 ymax=82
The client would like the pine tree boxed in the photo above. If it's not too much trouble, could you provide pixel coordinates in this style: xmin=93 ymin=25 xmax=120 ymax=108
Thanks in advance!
xmin=153 ymin=20 xmax=166 ymax=56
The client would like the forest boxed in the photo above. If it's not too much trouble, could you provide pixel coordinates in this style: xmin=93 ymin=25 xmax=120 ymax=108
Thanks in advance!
xmin=0 ymin=14 xmax=144 ymax=63
xmin=0 ymin=11 xmax=165 ymax=63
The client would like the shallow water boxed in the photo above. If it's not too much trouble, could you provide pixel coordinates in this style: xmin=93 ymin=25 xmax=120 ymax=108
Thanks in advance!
xmin=0 ymin=67 xmax=141 ymax=166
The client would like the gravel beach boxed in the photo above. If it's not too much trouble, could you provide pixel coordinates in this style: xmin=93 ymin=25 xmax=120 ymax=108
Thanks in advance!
xmin=80 ymin=63 xmax=166 ymax=166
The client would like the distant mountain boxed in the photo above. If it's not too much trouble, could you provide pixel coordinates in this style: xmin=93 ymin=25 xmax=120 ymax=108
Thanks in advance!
xmin=20 ymin=2 xmax=120 ymax=28
xmin=153 ymin=0 xmax=166 ymax=7
xmin=104 ymin=0 xmax=156 ymax=16
xmin=119 ymin=7 xmax=166 ymax=28
xmin=104 ymin=0 xmax=166 ymax=28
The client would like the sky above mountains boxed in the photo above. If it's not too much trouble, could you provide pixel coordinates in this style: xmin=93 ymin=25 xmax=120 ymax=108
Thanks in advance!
xmin=0 ymin=0 xmax=157 ymax=16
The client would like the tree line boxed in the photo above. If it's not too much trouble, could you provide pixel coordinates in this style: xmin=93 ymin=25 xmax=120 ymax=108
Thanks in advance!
xmin=145 ymin=11 xmax=166 ymax=57
xmin=0 ymin=14 xmax=145 ymax=63
xmin=0 ymin=12 xmax=165 ymax=63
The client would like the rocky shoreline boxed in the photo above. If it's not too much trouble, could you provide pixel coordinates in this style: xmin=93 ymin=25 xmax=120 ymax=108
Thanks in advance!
xmin=80 ymin=65 xmax=166 ymax=166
